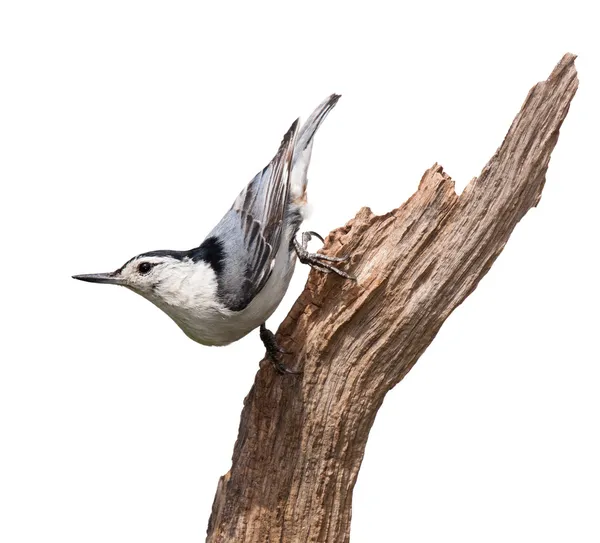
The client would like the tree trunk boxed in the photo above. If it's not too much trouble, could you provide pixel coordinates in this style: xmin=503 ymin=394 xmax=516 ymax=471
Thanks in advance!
xmin=206 ymin=54 xmax=578 ymax=543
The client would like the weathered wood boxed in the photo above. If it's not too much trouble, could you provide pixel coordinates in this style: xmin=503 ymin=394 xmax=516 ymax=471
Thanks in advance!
xmin=206 ymin=54 xmax=578 ymax=543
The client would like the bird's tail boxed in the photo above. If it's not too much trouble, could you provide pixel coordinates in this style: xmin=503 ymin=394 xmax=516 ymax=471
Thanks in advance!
xmin=290 ymin=94 xmax=340 ymax=205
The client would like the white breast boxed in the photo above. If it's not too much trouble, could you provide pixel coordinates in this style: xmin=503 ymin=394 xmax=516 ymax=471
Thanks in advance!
xmin=150 ymin=226 xmax=298 ymax=347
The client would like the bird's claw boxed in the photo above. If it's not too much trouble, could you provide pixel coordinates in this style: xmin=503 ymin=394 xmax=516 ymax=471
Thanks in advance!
xmin=305 ymin=230 xmax=325 ymax=243
xmin=259 ymin=324 xmax=300 ymax=375
xmin=294 ymin=231 xmax=356 ymax=281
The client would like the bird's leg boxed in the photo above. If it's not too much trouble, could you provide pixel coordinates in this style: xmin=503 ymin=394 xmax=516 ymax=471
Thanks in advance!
xmin=259 ymin=323 xmax=299 ymax=375
xmin=294 ymin=231 xmax=355 ymax=280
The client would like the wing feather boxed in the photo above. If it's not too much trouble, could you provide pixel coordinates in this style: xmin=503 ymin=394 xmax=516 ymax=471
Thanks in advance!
xmin=211 ymin=119 xmax=298 ymax=310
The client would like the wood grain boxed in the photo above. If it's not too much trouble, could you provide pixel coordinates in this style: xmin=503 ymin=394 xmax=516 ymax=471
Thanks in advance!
xmin=206 ymin=54 xmax=578 ymax=543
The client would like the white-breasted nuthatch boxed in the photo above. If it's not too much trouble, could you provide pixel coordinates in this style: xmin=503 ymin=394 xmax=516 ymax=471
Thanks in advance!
xmin=73 ymin=95 xmax=352 ymax=373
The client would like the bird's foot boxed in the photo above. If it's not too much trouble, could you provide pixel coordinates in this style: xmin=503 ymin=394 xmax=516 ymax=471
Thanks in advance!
xmin=294 ymin=231 xmax=356 ymax=280
xmin=259 ymin=324 xmax=299 ymax=375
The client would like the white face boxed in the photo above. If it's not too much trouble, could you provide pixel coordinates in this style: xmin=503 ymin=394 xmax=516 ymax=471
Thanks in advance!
xmin=117 ymin=256 xmax=176 ymax=296
xmin=73 ymin=254 xmax=220 ymax=312
xmin=121 ymin=255 xmax=224 ymax=325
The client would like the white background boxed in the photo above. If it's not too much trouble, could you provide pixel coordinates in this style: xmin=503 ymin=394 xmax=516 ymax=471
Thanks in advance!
xmin=1 ymin=1 xmax=598 ymax=542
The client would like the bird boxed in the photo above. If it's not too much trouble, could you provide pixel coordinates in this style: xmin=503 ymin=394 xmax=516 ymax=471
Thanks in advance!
xmin=73 ymin=94 xmax=353 ymax=374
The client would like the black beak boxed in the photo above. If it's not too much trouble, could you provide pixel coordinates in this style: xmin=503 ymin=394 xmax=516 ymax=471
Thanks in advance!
xmin=72 ymin=272 xmax=123 ymax=285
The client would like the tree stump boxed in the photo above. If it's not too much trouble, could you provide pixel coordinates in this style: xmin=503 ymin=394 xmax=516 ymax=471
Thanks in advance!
xmin=206 ymin=54 xmax=579 ymax=543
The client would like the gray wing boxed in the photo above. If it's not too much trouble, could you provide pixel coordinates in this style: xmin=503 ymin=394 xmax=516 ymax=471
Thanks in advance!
xmin=208 ymin=119 xmax=299 ymax=311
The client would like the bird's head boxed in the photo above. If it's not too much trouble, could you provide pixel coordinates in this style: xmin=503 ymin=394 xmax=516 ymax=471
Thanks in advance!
xmin=72 ymin=250 xmax=217 ymax=308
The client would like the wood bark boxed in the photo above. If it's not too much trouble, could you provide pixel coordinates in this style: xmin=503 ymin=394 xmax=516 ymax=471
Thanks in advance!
xmin=206 ymin=54 xmax=578 ymax=542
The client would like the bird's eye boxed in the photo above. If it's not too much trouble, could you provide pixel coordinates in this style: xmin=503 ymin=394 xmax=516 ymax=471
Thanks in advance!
xmin=138 ymin=262 xmax=153 ymax=275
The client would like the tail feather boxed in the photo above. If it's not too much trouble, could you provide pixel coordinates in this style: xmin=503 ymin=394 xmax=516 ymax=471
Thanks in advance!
xmin=290 ymin=94 xmax=340 ymax=201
